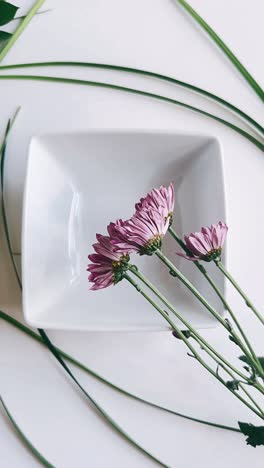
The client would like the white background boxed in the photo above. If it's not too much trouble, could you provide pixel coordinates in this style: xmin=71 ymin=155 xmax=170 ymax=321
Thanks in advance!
xmin=0 ymin=0 xmax=263 ymax=466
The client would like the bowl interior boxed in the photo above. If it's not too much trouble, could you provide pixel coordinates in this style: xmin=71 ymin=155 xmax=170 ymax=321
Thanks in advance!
xmin=22 ymin=130 xmax=226 ymax=330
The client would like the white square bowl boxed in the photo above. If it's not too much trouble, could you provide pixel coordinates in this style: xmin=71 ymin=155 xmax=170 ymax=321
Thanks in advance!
xmin=22 ymin=130 xmax=226 ymax=331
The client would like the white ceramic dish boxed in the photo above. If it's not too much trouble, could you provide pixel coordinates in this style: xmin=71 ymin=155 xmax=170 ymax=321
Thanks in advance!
xmin=22 ymin=130 xmax=226 ymax=331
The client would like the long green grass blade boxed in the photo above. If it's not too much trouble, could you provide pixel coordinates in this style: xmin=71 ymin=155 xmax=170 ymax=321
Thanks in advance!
xmin=0 ymin=395 xmax=54 ymax=467
xmin=0 ymin=61 xmax=262 ymax=136
xmin=0 ymin=0 xmax=46 ymax=63
xmin=177 ymin=0 xmax=264 ymax=102
xmin=0 ymin=108 xmax=22 ymax=287
xmin=0 ymin=74 xmax=262 ymax=150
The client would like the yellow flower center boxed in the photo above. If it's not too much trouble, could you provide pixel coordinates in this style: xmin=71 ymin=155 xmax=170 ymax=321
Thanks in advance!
xmin=139 ymin=234 xmax=163 ymax=256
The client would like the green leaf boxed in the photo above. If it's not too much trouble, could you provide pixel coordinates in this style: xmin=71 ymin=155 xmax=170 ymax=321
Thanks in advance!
xmin=172 ymin=330 xmax=192 ymax=339
xmin=239 ymin=355 xmax=250 ymax=364
xmin=229 ymin=334 xmax=239 ymax=345
xmin=0 ymin=31 xmax=12 ymax=39
xmin=239 ymin=355 xmax=264 ymax=377
xmin=226 ymin=380 xmax=239 ymax=391
xmin=0 ymin=1 xmax=18 ymax=26
xmin=238 ymin=422 xmax=264 ymax=447
xmin=224 ymin=319 xmax=232 ymax=331
xmin=0 ymin=30 xmax=12 ymax=52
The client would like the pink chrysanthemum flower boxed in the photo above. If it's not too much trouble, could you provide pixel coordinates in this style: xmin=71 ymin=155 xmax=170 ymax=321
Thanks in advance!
xmin=178 ymin=222 xmax=228 ymax=262
xmin=108 ymin=183 xmax=174 ymax=256
xmin=135 ymin=183 xmax=175 ymax=223
xmin=87 ymin=234 xmax=130 ymax=290
xmin=109 ymin=209 xmax=170 ymax=256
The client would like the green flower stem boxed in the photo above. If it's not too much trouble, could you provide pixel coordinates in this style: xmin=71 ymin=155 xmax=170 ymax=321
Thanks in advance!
xmin=124 ymin=274 xmax=264 ymax=419
xmin=216 ymin=260 xmax=264 ymax=326
xmin=0 ymin=62 xmax=263 ymax=136
xmin=0 ymin=395 xmax=54 ymax=467
xmin=0 ymin=0 xmax=46 ymax=63
xmin=176 ymin=0 xmax=264 ymax=102
xmin=155 ymin=249 xmax=264 ymax=379
xmin=37 ymin=329 xmax=167 ymax=468
xmin=168 ymin=226 xmax=261 ymax=370
xmin=0 ymin=74 xmax=263 ymax=151
xmin=129 ymin=265 xmax=250 ymax=382
xmin=0 ymin=311 xmax=240 ymax=434
xmin=190 ymin=335 xmax=264 ymax=417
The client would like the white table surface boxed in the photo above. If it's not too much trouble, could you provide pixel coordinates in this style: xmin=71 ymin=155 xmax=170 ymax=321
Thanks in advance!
xmin=0 ymin=0 xmax=263 ymax=466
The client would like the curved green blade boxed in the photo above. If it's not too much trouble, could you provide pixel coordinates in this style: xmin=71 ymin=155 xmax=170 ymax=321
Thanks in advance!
xmin=0 ymin=395 xmax=54 ymax=467
xmin=177 ymin=0 xmax=264 ymax=102
xmin=0 ymin=61 xmax=262 ymax=135
xmin=0 ymin=74 xmax=262 ymax=150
